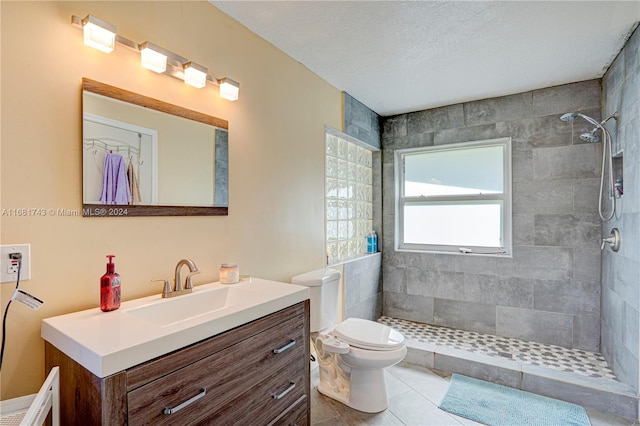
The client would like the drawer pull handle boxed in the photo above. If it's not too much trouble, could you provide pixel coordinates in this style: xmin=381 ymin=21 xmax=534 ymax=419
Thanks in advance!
xmin=272 ymin=382 xmax=296 ymax=400
xmin=163 ymin=388 xmax=206 ymax=414
xmin=273 ymin=339 xmax=296 ymax=354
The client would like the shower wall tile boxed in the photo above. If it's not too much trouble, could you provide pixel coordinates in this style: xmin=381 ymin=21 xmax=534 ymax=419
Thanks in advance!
xmin=343 ymin=92 xmax=380 ymax=149
xmin=406 ymin=131 xmax=435 ymax=148
xmin=433 ymin=298 xmax=496 ymax=334
xmin=512 ymin=180 xmax=573 ymax=214
xmin=407 ymin=104 xmax=463 ymax=134
xmin=503 ymin=115 xmax=574 ymax=150
xmin=532 ymin=144 xmax=602 ymax=180
xmin=611 ymin=346 xmax=639 ymax=398
xmin=533 ymin=213 xmax=601 ymax=247
xmin=434 ymin=123 xmax=501 ymax=146
xmin=464 ymin=92 xmax=533 ymax=127
xmin=624 ymin=26 xmax=639 ymax=76
xmin=406 ymin=269 xmax=465 ymax=301
xmin=532 ymin=80 xmax=601 ymax=117
xmin=623 ymin=305 xmax=639 ymax=356
xmin=462 ymin=275 xmax=533 ymax=309
xmin=533 ymin=278 xmax=600 ymax=316
xmin=513 ymin=214 xmax=534 ymax=246
xmin=495 ymin=246 xmax=572 ymax=281
xmin=602 ymin=24 xmax=640 ymax=392
xmin=347 ymin=295 xmax=382 ymax=321
xmin=382 ymin=264 xmax=407 ymax=294
xmin=573 ymin=179 xmax=600 ymax=213
xmin=344 ymin=253 xmax=382 ymax=321
xmin=434 ymin=254 xmax=497 ymax=275
xmin=573 ymin=247 xmax=601 ymax=287
xmin=496 ymin=306 xmax=573 ymax=347
xmin=512 ymin=150 xmax=533 ymax=182
xmin=381 ymin=79 xmax=603 ymax=352
xmin=573 ymin=314 xmax=600 ymax=352
xmin=383 ymin=291 xmax=434 ymax=323
xmin=603 ymin=49 xmax=626 ymax=94
xmin=382 ymin=114 xmax=407 ymax=138
xmin=613 ymin=255 xmax=640 ymax=310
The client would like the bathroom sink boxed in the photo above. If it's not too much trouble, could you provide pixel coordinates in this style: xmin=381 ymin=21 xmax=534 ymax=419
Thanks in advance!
xmin=125 ymin=286 xmax=263 ymax=327
xmin=41 ymin=278 xmax=310 ymax=378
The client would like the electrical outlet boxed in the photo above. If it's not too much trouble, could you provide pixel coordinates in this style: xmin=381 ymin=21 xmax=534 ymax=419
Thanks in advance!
xmin=1 ymin=244 xmax=31 ymax=283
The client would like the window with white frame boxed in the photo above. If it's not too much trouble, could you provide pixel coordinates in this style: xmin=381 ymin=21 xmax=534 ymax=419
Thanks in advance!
xmin=396 ymin=137 xmax=512 ymax=256
xmin=325 ymin=128 xmax=373 ymax=265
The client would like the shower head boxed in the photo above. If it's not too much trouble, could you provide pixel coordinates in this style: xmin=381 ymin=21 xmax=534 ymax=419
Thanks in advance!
xmin=580 ymin=131 xmax=600 ymax=143
xmin=560 ymin=112 xmax=579 ymax=122
xmin=559 ymin=112 xmax=602 ymax=128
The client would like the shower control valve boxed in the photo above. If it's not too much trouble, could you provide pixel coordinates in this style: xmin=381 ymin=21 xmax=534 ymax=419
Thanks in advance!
xmin=601 ymin=228 xmax=621 ymax=252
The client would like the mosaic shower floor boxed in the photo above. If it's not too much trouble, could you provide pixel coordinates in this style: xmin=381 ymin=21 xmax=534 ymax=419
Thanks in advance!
xmin=378 ymin=316 xmax=618 ymax=382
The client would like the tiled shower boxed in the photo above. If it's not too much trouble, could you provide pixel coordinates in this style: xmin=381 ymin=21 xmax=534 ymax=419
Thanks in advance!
xmin=340 ymin=24 xmax=640 ymax=418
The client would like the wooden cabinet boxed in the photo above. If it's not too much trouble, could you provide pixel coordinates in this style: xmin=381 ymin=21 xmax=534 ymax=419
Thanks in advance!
xmin=45 ymin=301 xmax=310 ymax=425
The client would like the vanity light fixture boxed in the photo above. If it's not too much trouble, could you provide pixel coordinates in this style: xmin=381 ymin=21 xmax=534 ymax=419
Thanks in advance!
xmin=139 ymin=42 xmax=168 ymax=74
xmin=71 ymin=14 xmax=240 ymax=101
xmin=81 ymin=15 xmax=116 ymax=54
xmin=183 ymin=62 xmax=208 ymax=89
xmin=218 ymin=78 xmax=240 ymax=101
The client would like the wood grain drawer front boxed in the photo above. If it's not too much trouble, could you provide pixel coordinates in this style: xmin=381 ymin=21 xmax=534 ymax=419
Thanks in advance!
xmin=127 ymin=314 xmax=305 ymax=425
xmin=269 ymin=395 xmax=308 ymax=426
xmin=127 ymin=302 xmax=306 ymax=392
xmin=191 ymin=360 xmax=306 ymax=426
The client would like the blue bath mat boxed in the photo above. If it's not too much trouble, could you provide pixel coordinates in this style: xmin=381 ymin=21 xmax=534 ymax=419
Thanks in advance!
xmin=439 ymin=374 xmax=591 ymax=426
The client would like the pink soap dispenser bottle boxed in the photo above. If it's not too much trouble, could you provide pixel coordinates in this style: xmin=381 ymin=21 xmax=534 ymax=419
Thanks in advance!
xmin=100 ymin=255 xmax=121 ymax=312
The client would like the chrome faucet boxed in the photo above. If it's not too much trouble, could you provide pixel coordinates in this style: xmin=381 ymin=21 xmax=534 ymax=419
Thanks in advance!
xmin=172 ymin=258 xmax=200 ymax=296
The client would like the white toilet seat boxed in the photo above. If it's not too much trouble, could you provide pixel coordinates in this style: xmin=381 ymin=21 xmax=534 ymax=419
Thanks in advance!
xmin=332 ymin=318 xmax=405 ymax=351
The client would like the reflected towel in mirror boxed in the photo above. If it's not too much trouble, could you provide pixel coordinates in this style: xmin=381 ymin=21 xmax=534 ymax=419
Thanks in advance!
xmin=100 ymin=153 xmax=131 ymax=205
xmin=127 ymin=160 xmax=142 ymax=204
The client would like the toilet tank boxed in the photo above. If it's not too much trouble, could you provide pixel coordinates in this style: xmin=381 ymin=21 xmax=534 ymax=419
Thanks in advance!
xmin=291 ymin=268 xmax=341 ymax=332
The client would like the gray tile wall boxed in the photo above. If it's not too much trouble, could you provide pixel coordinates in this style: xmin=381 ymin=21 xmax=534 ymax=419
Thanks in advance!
xmin=601 ymin=24 xmax=640 ymax=392
xmin=343 ymin=92 xmax=381 ymax=149
xmin=214 ymin=128 xmax=228 ymax=206
xmin=342 ymin=93 xmax=383 ymax=320
xmin=344 ymin=253 xmax=383 ymax=320
xmin=381 ymin=80 xmax=604 ymax=352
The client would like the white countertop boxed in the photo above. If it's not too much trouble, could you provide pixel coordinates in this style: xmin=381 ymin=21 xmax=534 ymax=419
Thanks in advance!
xmin=41 ymin=278 xmax=309 ymax=378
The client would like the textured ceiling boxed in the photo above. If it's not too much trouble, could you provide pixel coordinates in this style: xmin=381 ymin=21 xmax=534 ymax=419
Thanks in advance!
xmin=212 ymin=1 xmax=640 ymax=116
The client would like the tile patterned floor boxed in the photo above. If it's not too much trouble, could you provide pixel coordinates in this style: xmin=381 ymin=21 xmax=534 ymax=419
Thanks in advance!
xmin=310 ymin=362 xmax=636 ymax=425
xmin=378 ymin=316 xmax=618 ymax=381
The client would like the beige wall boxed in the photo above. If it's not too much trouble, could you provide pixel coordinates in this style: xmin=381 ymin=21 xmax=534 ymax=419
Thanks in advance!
xmin=0 ymin=1 xmax=341 ymax=399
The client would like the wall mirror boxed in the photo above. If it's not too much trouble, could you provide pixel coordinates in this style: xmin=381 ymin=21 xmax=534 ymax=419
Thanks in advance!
xmin=82 ymin=78 xmax=228 ymax=217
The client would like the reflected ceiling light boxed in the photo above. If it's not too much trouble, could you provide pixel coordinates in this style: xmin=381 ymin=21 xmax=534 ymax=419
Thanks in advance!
xmin=218 ymin=78 xmax=240 ymax=101
xmin=183 ymin=62 xmax=207 ymax=89
xmin=139 ymin=42 xmax=167 ymax=73
xmin=81 ymin=15 xmax=116 ymax=53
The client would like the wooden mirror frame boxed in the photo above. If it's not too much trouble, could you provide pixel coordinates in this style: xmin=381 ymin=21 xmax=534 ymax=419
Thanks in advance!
xmin=82 ymin=78 xmax=228 ymax=217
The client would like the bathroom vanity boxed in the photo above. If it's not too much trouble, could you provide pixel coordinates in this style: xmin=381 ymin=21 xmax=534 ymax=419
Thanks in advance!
xmin=41 ymin=278 xmax=310 ymax=425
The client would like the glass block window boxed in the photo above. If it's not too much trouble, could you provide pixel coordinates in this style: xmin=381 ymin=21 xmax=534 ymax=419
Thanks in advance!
xmin=325 ymin=129 xmax=373 ymax=265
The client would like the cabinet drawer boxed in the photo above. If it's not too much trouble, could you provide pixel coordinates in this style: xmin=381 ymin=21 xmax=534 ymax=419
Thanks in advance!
xmin=192 ymin=360 xmax=306 ymax=426
xmin=127 ymin=314 xmax=305 ymax=425
xmin=127 ymin=302 xmax=306 ymax=391
xmin=269 ymin=395 xmax=308 ymax=426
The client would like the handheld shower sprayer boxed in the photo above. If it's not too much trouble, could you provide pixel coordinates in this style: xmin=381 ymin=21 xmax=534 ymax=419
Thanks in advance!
xmin=559 ymin=111 xmax=618 ymax=221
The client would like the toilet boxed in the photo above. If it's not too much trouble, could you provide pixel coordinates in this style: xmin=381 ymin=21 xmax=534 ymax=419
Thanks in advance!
xmin=292 ymin=268 xmax=406 ymax=413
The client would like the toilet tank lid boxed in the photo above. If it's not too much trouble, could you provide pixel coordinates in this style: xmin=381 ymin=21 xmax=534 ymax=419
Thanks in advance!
xmin=291 ymin=268 xmax=341 ymax=286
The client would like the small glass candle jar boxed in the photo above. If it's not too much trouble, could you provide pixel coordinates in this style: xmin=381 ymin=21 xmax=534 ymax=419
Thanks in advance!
xmin=220 ymin=263 xmax=239 ymax=284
